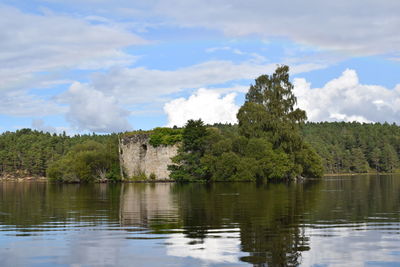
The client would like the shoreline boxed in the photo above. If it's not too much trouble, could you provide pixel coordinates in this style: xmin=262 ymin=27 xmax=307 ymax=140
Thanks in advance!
xmin=323 ymin=172 xmax=400 ymax=177
xmin=1 ymin=172 xmax=399 ymax=183
xmin=0 ymin=176 xmax=47 ymax=182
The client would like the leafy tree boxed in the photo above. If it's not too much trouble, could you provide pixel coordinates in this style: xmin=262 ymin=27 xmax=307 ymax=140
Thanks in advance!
xmin=380 ymin=143 xmax=398 ymax=172
xmin=237 ymin=65 xmax=323 ymax=180
xmin=294 ymin=144 xmax=324 ymax=178
xmin=168 ymin=120 xmax=209 ymax=182
xmin=238 ymin=65 xmax=306 ymax=152
xmin=350 ymin=148 xmax=369 ymax=173
xmin=370 ymin=147 xmax=381 ymax=172
xmin=47 ymin=140 xmax=120 ymax=182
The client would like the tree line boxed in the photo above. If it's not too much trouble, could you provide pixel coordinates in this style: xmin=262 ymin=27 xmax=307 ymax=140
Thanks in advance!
xmin=302 ymin=121 xmax=400 ymax=173
xmin=0 ymin=129 xmax=120 ymax=182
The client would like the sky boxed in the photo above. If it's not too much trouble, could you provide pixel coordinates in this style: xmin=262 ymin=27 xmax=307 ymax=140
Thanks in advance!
xmin=1 ymin=0 xmax=400 ymax=134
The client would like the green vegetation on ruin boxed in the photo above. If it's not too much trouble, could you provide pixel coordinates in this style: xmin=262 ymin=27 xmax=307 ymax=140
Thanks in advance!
xmin=122 ymin=127 xmax=183 ymax=147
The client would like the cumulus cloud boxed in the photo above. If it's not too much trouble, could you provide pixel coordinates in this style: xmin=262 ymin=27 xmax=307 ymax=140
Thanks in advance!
xmin=164 ymin=69 xmax=400 ymax=128
xmin=61 ymin=82 xmax=132 ymax=133
xmin=294 ymin=69 xmax=400 ymax=123
xmin=164 ymin=89 xmax=239 ymax=127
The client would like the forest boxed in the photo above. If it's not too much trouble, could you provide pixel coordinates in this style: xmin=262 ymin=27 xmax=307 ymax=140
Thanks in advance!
xmin=302 ymin=121 xmax=400 ymax=173
xmin=0 ymin=66 xmax=399 ymax=182
xmin=0 ymin=130 xmax=120 ymax=182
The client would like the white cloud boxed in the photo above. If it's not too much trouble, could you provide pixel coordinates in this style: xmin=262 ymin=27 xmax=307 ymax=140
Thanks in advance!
xmin=0 ymin=89 xmax=65 ymax=117
xmin=61 ymin=82 xmax=132 ymax=133
xmin=164 ymin=68 xmax=400 ymax=128
xmin=0 ymin=55 xmax=323 ymax=132
xmin=11 ymin=1 xmax=400 ymax=58
xmin=0 ymin=4 xmax=149 ymax=132
xmin=31 ymin=119 xmax=58 ymax=133
xmin=0 ymin=4 xmax=146 ymax=90
xmin=153 ymin=0 xmax=400 ymax=56
xmin=41 ymin=0 xmax=400 ymax=57
xmin=91 ymin=60 xmax=325 ymax=104
xmin=205 ymin=46 xmax=232 ymax=53
xmin=164 ymin=88 xmax=239 ymax=127
xmin=206 ymin=46 xmax=267 ymax=63
xmin=294 ymin=69 xmax=400 ymax=123
xmin=31 ymin=119 xmax=71 ymax=134
xmin=56 ymin=60 xmax=322 ymax=132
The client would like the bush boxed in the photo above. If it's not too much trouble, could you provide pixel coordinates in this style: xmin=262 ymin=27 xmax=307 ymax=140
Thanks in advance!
xmin=47 ymin=140 xmax=121 ymax=182
xmin=149 ymin=173 xmax=157 ymax=180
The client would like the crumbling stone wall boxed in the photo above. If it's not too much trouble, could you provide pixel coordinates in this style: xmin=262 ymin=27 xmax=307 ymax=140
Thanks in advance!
xmin=119 ymin=133 xmax=179 ymax=180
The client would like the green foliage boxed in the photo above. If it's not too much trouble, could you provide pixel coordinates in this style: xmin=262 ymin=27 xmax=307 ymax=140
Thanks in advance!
xmin=238 ymin=65 xmax=306 ymax=152
xmin=149 ymin=173 xmax=157 ymax=180
xmin=0 ymin=129 xmax=120 ymax=182
xmin=294 ymin=144 xmax=324 ymax=178
xmin=148 ymin=127 xmax=183 ymax=147
xmin=169 ymin=66 xmax=324 ymax=182
xmin=202 ymin=135 xmax=296 ymax=181
xmin=47 ymin=140 xmax=121 ymax=182
xmin=129 ymin=171 xmax=148 ymax=181
xmin=236 ymin=65 xmax=322 ymax=180
xmin=123 ymin=127 xmax=183 ymax=147
xmin=168 ymin=120 xmax=209 ymax=182
xmin=302 ymin=122 xmax=400 ymax=173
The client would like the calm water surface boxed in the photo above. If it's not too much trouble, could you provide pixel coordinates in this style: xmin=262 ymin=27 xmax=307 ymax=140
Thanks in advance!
xmin=1 ymin=175 xmax=400 ymax=266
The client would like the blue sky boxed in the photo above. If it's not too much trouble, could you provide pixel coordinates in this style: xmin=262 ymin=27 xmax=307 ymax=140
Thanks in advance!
xmin=1 ymin=0 xmax=400 ymax=134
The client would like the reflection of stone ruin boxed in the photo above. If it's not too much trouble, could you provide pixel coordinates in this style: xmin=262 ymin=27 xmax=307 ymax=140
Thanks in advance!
xmin=119 ymin=134 xmax=179 ymax=180
xmin=119 ymin=184 xmax=178 ymax=226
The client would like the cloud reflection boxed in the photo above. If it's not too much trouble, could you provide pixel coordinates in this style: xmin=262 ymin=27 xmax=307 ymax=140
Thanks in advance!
xmin=166 ymin=229 xmax=243 ymax=264
xmin=301 ymin=224 xmax=400 ymax=266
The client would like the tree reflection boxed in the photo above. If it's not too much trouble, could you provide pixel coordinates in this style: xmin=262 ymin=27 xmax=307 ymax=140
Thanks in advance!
xmin=0 ymin=182 xmax=121 ymax=228
xmin=170 ymin=181 xmax=322 ymax=266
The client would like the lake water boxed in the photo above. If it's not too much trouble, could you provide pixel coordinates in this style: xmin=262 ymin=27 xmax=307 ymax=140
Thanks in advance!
xmin=1 ymin=175 xmax=400 ymax=266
